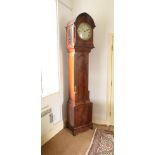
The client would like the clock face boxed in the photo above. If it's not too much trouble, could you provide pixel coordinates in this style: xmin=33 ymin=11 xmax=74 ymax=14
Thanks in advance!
xmin=77 ymin=22 xmax=92 ymax=40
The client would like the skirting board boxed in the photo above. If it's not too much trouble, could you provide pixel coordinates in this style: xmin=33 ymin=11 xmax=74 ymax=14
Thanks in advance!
xmin=41 ymin=120 xmax=64 ymax=146
xmin=92 ymin=118 xmax=108 ymax=125
xmin=93 ymin=119 xmax=113 ymax=126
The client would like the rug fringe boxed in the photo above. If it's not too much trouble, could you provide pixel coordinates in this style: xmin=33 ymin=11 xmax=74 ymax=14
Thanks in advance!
xmin=85 ymin=128 xmax=97 ymax=155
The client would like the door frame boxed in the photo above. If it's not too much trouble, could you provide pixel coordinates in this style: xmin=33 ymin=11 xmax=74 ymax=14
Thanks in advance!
xmin=106 ymin=33 xmax=114 ymax=125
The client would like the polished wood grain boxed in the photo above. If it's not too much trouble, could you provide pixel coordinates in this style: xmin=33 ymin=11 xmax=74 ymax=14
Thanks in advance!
xmin=66 ymin=13 xmax=95 ymax=135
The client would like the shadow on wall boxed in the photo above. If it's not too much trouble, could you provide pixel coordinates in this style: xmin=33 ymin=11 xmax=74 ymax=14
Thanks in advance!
xmin=58 ymin=1 xmax=72 ymax=122
xmin=59 ymin=44 xmax=69 ymax=122
xmin=92 ymin=100 xmax=107 ymax=124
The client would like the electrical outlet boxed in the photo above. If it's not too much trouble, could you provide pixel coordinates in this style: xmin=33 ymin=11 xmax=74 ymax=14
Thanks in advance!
xmin=49 ymin=113 xmax=53 ymax=123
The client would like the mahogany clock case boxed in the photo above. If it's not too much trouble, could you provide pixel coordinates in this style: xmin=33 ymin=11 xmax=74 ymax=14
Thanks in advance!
xmin=66 ymin=13 xmax=96 ymax=136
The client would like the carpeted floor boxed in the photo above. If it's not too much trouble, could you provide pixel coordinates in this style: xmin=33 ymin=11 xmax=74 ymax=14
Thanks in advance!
xmin=41 ymin=124 xmax=114 ymax=155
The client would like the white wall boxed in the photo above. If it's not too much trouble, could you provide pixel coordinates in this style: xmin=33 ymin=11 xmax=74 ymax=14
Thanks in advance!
xmin=58 ymin=0 xmax=72 ymax=122
xmin=72 ymin=0 xmax=114 ymax=124
xmin=41 ymin=0 xmax=72 ymax=145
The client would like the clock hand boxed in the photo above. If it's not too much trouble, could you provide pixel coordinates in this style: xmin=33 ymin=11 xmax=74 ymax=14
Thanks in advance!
xmin=85 ymin=29 xmax=90 ymax=31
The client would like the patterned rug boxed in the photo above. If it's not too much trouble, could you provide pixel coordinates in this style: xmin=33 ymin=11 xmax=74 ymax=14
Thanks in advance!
xmin=85 ymin=129 xmax=114 ymax=155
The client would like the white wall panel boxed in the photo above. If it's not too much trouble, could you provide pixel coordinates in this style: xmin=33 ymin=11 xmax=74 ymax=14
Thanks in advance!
xmin=72 ymin=0 xmax=114 ymax=124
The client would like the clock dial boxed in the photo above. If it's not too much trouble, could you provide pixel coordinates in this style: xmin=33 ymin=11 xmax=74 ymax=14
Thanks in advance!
xmin=77 ymin=22 xmax=92 ymax=40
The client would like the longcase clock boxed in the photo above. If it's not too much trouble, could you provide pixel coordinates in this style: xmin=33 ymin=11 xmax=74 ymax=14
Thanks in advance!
xmin=66 ymin=13 xmax=95 ymax=135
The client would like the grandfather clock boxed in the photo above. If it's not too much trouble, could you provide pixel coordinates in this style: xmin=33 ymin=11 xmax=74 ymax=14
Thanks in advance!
xmin=66 ymin=13 xmax=95 ymax=135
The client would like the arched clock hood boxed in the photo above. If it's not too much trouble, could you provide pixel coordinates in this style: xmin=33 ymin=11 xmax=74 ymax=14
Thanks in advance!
xmin=74 ymin=12 xmax=96 ymax=28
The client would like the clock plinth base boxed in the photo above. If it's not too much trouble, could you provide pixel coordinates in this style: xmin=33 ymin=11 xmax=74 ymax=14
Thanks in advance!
xmin=67 ymin=101 xmax=93 ymax=136
xmin=67 ymin=122 xmax=93 ymax=136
